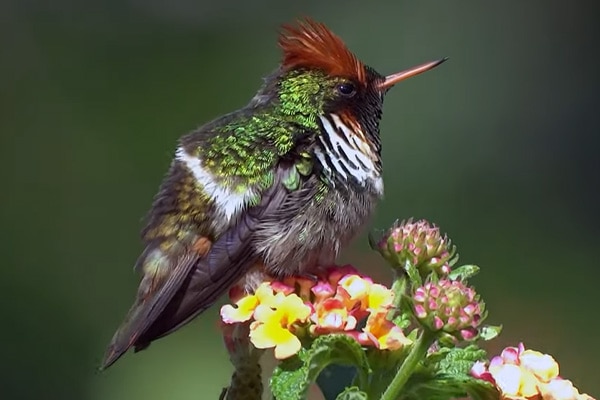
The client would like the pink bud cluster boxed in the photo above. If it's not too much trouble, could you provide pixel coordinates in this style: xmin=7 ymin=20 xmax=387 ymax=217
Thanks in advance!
xmin=378 ymin=219 xmax=454 ymax=276
xmin=413 ymin=279 xmax=483 ymax=340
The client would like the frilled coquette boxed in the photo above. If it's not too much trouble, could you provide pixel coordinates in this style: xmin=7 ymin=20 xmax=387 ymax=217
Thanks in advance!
xmin=102 ymin=18 xmax=445 ymax=369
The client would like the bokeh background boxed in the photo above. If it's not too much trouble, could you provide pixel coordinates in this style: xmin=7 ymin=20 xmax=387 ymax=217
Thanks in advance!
xmin=2 ymin=1 xmax=599 ymax=399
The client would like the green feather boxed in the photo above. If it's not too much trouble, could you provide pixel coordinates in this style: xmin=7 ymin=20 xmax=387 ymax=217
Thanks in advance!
xmin=195 ymin=69 xmax=342 ymax=192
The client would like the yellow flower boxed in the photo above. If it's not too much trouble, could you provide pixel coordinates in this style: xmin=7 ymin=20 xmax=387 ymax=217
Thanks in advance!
xmin=539 ymin=378 xmax=595 ymax=400
xmin=220 ymin=294 xmax=260 ymax=324
xmin=490 ymin=364 xmax=538 ymax=399
xmin=254 ymin=282 xmax=278 ymax=306
xmin=487 ymin=346 xmax=560 ymax=399
xmin=363 ymin=311 xmax=411 ymax=350
xmin=249 ymin=293 xmax=311 ymax=359
xmin=366 ymin=283 xmax=394 ymax=311
xmin=221 ymin=269 xmax=411 ymax=359
xmin=339 ymin=275 xmax=371 ymax=302
xmin=220 ymin=282 xmax=275 ymax=324
xmin=250 ymin=319 xmax=301 ymax=359
xmin=338 ymin=275 xmax=395 ymax=313
xmin=519 ymin=349 xmax=559 ymax=382
xmin=253 ymin=293 xmax=311 ymax=326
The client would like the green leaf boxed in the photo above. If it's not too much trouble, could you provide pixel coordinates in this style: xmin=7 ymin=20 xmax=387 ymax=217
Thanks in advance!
xmin=397 ymin=346 xmax=497 ymax=400
xmin=270 ymin=350 xmax=309 ymax=400
xmin=422 ymin=346 xmax=451 ymax=366
xmin=404 ymin=258 xmax=422 ymax=287
xmin=436 ymin=345 xmax=487 ymax=376
xmin=392 ymin=311 xmax=412 ymax=330
xmin=448 ymin=264 xmax=480 ymax=281
xmin=335 ymin=387 xmax=368 ymax=400
xmin=400 ymin=373 xmax=498 ymax=400
xmin=479 ymin=325 xmax=502 ymax=341
xmin=270 ymin=335 xmax=371 ymax=400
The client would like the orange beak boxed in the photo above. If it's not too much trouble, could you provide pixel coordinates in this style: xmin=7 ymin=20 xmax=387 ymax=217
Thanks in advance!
xmin=378 ymin=58 xmax=448 ymax=91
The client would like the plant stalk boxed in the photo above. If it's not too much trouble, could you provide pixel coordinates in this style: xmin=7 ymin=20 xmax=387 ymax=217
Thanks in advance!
xmin=379 ymin=330 xmax=435 ymax=400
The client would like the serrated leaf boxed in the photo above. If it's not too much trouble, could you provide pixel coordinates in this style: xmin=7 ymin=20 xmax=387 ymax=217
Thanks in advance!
xmin=404 ymin=258 xmax=422 ymax=287
xmin=435 ymin=345 xmax=487 ymax=376
xmin=399 ymin=345 xmax=496 ymax=400
xmin=270 ymin=335 xmax=371 ymax=400
xmin=448 ymin=264 xmax=480 ymax=281
xmin=423 ymin=347 xmax=451 ymax=366
xmin=271 ymin=350 xmax=309 ymax=400
xmin=335 ymin=386 xmax=368 ymax=400
xmin=480 ymin=325 xmax=502 ymax=341
xmin=401 ymin=372 xmax=498 ymax=400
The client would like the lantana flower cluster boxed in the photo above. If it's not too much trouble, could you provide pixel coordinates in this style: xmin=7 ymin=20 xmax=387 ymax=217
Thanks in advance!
xmin=472 ymin=343 xmax=594 ymax=400
xmin=220 ymin=265 xmax=411 ymax=359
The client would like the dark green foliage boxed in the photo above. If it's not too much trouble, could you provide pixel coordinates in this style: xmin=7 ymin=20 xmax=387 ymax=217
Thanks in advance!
xmin=270 ymin=335 xmax=370 ymax=400
xmin=397 ymin=346 xmax=497 ymax=400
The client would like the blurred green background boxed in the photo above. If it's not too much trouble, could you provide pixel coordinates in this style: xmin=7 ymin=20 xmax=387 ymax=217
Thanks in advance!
xmin=2 ymin=1 xmax=599 ymax=399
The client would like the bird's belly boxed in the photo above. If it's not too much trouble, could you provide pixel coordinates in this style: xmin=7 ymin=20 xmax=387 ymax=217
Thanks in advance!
xmin=254 ymin=188 xmax=379 ymax=277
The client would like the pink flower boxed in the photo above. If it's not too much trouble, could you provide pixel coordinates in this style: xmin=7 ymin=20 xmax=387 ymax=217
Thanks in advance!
xmin=310 ymin=298 xmax=357 ymax=333
xmin=471 ymin=343 xmax=595 ymax=400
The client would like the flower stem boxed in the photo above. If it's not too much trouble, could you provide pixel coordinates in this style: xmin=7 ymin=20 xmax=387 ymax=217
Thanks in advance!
xmin=391 ymin=271 xmax=407 ymax=311
xmin=380 ymin=329 xmax=436 ymax=400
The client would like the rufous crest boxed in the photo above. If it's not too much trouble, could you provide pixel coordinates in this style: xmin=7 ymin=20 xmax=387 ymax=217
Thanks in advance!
xmin=278 ymin=18 xmax=367 ymax=85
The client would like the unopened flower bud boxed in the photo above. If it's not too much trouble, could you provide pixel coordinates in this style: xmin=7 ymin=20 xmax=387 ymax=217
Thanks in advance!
xmin=376 ymin=219 xmax=456 ymax=277
xmin=413 ymin=279 xmax=484 ymax=340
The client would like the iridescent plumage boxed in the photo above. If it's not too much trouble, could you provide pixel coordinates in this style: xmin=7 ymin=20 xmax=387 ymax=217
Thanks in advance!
xmin=101 ymin=18 xmax=445 ymax=369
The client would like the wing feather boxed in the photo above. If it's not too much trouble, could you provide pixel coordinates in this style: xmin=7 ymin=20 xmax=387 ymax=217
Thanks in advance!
xmin=135 ymin=167 xmax=290 ymax=343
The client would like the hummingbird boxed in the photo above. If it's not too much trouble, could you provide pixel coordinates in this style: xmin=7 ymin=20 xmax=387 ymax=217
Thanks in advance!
xmin=101 ymin=18 xmax=445 ymax=369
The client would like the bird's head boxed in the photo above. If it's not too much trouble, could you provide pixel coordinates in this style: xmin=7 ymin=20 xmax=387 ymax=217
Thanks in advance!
xmin=270 ymin=19 xmax=445 ymax=186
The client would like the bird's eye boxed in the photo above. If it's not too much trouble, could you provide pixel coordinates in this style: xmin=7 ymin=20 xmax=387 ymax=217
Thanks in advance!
xmin=337 ymin=82 xmax=356 ymax=97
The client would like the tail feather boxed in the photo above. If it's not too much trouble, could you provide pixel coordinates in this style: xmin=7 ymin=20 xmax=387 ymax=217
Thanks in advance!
xmin=100 ymin=244 xmax=202 ymax=370
xmin=100 ymin=293 xmax=161 ymax=369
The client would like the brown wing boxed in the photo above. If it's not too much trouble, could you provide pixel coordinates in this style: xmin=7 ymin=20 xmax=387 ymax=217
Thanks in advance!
xmin=132 ymin=165 xmax=294 ymax=345
xmin=101 ymin=159 xmax=214 ymax=369
xmin=101 ymin=164 xmax=296 ymax=369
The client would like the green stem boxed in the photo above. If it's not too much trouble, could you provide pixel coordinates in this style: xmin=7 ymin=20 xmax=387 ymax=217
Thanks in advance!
xmin=379 ymin=330 xmax=436 ymax=400
xmin=391 ymin=272 xmax=407 ymax=310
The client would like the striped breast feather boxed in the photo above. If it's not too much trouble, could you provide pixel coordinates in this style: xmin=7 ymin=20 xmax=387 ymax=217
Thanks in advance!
xmin=315 ymin=113 xmax=383 ymax=195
